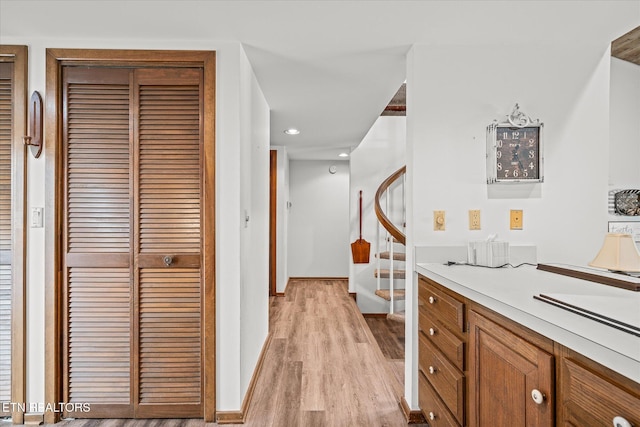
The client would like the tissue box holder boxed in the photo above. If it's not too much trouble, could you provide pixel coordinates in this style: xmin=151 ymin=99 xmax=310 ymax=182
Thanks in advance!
xmin=468 ymin=241 xmax=510 ymax=267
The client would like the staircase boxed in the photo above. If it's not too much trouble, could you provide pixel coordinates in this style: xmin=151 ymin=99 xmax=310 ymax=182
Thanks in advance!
xmin=374 ymin=166 xmax=406 ymax=322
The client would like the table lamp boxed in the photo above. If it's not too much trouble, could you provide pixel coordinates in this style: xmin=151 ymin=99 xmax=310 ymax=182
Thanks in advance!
xmin=588 ymin=233 xmax=640 ymax=274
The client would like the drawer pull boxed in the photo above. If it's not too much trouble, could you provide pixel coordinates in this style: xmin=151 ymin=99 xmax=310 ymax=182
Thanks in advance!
xmin=531 ymin=389 xmax=545 ymax=405
xmin=613 ymin=416 xmax=632 ymax=427
xmin=428 ymin=296 xmax=436 ymax=304
xmin=429 ymin=327 xmax=436 ymax=336
xmin=428 ymin=411 xmax=436 ymax=421
xmin=428 ymin=365 xmax=437 ymax=374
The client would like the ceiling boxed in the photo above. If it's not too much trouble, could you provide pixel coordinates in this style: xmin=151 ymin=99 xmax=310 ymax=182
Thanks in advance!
xmin=1 ymin=1 xmax=638 ymax=160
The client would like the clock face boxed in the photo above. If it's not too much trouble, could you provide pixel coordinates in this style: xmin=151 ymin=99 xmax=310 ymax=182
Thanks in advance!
xmin=495 ymin=126 xmax=540 ymax=181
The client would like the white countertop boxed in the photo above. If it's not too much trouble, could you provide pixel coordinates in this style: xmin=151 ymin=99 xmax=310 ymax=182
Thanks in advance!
xmin=416 ymin=262 xmax=640 ymax=384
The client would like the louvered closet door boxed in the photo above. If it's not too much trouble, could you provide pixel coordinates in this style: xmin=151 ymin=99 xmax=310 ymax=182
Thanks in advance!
xmin=63 ymin=67 xmax=134 ymax=418
xmin=134 ymin=68 xmax=203 ymax=418
xmin=0 ymin=61 xmax=13 ymax=413
xmin=62 ymin=66 xmax=203 ymax=419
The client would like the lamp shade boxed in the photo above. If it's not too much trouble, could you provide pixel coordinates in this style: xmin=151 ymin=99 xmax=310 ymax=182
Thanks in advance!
xmin=588 ymin=233 xmax=640 ymax=272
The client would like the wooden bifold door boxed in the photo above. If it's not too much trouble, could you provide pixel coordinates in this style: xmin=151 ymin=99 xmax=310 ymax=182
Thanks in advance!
xmin=61 ymin=65 xmax=204 ymax=418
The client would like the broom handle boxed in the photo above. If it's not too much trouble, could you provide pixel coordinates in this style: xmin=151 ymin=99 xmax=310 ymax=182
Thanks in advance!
xmin=359 ymin=190 xmax=363 ymax=240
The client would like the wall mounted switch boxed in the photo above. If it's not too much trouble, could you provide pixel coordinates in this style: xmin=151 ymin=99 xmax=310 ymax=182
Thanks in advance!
xmin=510 ymin=209 xmax=523 ymax=230
xmin=31 ymin=207 xmax=43 ymax=228
xmin=434 ymin=210 xmax=445 ymax=231
xmin=469 ymin=210 xmax=481 ymax=230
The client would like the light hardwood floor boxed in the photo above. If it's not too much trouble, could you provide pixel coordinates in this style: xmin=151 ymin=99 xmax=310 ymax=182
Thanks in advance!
xmin=7 ymin=279 xmax=413 ymax=427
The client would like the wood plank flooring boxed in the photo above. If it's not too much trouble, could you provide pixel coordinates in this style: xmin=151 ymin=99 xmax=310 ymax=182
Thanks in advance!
xmin=364 ymin=315 xmax=405 ymax=397
xmin=7 ymin=279 xmax=412 ymax=427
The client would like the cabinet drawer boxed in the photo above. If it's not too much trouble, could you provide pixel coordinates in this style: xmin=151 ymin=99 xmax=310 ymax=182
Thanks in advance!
xmin=560 ymin=357 xmax=640 ymax=427
xmin=419 ymin=370 xmax=461 ymax=427
xmin=419 ymin=309 xmax=464 ymax=370
xmin=419 ymin=332 xmax=464 ymax=424
xmin=419 ymin=277 xmax=464 ymax=333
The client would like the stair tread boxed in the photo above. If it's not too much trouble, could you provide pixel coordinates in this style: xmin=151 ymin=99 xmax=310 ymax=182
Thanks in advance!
xmin=386 ymin=236 xmax=405 ymax=244
xmin=376 ymin=251 xmax=406 ymax=261
xmin=374 ymin=269 xmax=406 ymax=279
xmin=375 ymin=289 xmax=406 ymax=301
xmin=387 ymin=311 xmax=405 ymax=323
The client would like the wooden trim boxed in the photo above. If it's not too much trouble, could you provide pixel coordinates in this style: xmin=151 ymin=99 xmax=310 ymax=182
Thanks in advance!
xmin=349 ymin=292 xmax=357 ymax=302
xmin=0 ymin=44 xmax=28 ymax=425
xmin=362 ymin=313 xmax=389 ymax=318
xmin=399 ymin=396 xmax=427 ymax=424
xmin=275 ymin=292 xmax=286 ymax=297
xmin=45 ymin=48 xmax=217 ymax=423
xmin=23 ymin=412 xmax=44 ymax=425
xmin=537 ymin=263 xmax=640 ymax=292
xmin=269 ymin=150 xmax=277 ymax=296
xmin=217 ymin=334 xmax=274 ymax=424
xmin=215 ymin=410 xmax=245 ymax=424
xmin=374 ymin=166 xmax=406 ymax=245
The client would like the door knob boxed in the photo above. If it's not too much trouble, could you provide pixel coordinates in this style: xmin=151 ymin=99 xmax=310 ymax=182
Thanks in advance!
xmin=531 ymin=389 xmax=545 ymax=404
xmin=163 ymin=255 xmax=173 ymax=266
xmin=613 ymin=416 xmax=632 ymax=427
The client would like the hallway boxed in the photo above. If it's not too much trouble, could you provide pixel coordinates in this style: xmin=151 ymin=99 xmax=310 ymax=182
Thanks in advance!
xmin=7 ymin=279 xmax=410 ymax=427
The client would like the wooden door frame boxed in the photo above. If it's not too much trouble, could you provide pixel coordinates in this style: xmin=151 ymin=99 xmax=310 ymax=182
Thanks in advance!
xmin=44 ymin=48 xmax=216 ymax=423
xmin=269 ymin=150 xmax=277 ymax=296
xmin=0 ymin=45 xmax=27 ymax=425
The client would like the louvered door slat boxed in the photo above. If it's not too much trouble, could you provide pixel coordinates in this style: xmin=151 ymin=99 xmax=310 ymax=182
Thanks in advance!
xmin=66 ymin=76 xmax=130 ymax=254
xmin=68 ymin=268 xmax=130 ymax=403
xmin=0 ymin=62 xmax=13 ymax=406
xmin=139 ymin=269 xmax=201 ymax=404
xmin=139 ymin=83 xmax=201 ymax=253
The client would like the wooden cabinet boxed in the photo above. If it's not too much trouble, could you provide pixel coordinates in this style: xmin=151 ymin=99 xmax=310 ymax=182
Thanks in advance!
xmin=467 ymin=310 xmax=554 ymax=427
xmin=417 ymin=273 xmax=640 ymax=427
xmin=418 ymin=276 xmax=466 ymax=426
xmin=557 ymin=345 xmax=640 ymax=427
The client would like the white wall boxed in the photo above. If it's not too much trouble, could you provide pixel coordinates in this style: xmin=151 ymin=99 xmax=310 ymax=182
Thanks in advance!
xmin=609 ymin=58 xmax=640 ymax=190
xmin=287 ymin=160 xmax=350 ymax=278
xmin=408 ymin=43 xmax=613 ymax=264
xmin=0 ymin=36 xmax=270 ymax=413
xmin=238 ymin=48 xmax=270 ymax=409
xmin=271 ymin=146 xmax=291 ymax=294
xmin=349 ymin=116 xmax=406 ymax=313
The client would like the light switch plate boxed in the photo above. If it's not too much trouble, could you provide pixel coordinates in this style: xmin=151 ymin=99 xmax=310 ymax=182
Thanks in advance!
xmin=510 ymin=209 xmax=523 ymax=230
xmin=31 ymin=207 xmax=44 ymax=228
xmin=434 ymin=210 xmax=445 ymax=231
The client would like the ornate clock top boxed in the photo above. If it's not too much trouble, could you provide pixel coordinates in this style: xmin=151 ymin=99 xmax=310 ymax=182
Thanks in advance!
xmin=507 ymin=103 xmax=534 ymax=128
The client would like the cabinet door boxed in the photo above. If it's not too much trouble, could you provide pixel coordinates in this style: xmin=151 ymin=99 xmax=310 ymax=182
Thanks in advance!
xmin=468 ymin=310 xmax=554 ymax=427
xmin=558 ymin=347 xmax=640 ymax=427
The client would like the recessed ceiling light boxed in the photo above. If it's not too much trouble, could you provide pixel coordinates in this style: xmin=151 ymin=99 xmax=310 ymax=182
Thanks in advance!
xmin=284 ymin=128 xmax=300 ymax=135
xmin=338 ymin=152 xmax=349 ymax=158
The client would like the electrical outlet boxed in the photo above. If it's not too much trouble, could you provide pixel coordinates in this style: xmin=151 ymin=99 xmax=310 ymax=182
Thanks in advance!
xmin=434 ymin=210 xmax=445 ymax=231
xmin=469 ymin=210 xmax=481 ymax=230
xmin=510 ymin=209 xmax=523 ymax=230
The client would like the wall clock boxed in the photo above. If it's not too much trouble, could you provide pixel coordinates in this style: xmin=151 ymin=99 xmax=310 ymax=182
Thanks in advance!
xmin=486 ymin=104 xmax=543 ymax=184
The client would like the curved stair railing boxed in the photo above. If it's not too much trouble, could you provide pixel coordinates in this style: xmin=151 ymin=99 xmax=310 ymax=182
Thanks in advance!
xmin=374 ymin=166 xmax=406 ymax=245
xmin=374 ymin=166 xmax=406 ymax=321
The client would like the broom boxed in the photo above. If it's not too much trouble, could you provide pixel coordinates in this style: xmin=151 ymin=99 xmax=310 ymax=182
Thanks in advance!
xmin=351 ymin=190 xmax=370 ymax=263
